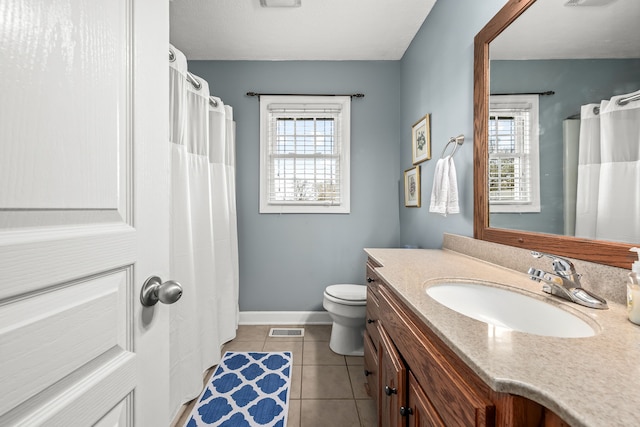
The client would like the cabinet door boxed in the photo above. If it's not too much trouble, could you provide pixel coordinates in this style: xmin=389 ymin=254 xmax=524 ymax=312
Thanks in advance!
xmin=406 ymin=372 xmax=445 ymax=427
xmin=378 ymin=324 xmax=406 ymax=427
xmin=364 ymin=331 xmax=379 ymax=404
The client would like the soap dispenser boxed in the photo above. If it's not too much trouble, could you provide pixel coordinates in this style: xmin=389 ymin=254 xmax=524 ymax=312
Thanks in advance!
xmin=627 ymin=247 xmax=640 ymax=325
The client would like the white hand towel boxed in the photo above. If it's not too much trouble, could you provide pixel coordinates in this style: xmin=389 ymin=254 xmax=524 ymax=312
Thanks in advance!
xmin=429 ymin=156 xmax=459 ymax=216
xmin=429 ymin=157 xmax=450 ymax=215
xmin=446 ymin=156 xmax=460 ymax=215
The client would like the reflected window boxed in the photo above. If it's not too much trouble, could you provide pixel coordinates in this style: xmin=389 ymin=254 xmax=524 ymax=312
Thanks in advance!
xmin=488 ymin=94 xmax=541 ymax=213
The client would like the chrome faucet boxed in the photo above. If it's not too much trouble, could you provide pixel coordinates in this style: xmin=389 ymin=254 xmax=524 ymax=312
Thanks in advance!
xmin=528 ymin=251 xmax=608 ymax=309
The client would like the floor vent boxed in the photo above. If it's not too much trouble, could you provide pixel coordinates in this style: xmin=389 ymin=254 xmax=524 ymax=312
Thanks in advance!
xmin=268 ymin=327 xmax=305 ymax=337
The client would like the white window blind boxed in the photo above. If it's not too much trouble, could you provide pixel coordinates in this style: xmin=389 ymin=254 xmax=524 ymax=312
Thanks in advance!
xmin=488 ymin=95 xmax=540 ymax=213
xmin=259 ymin=96 xmax=351 ymax=213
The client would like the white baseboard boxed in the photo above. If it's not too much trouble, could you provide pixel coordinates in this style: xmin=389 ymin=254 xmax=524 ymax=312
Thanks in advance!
xmin=239 ymin=311 xmax=332 ymax=325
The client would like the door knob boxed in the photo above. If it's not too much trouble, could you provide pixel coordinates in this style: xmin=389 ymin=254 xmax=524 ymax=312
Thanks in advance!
xmin=140 ymin=276 xmax=183 ymax=307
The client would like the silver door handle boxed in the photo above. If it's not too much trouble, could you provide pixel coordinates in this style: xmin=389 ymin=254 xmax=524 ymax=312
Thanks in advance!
xmin=140 ymin=276 xmax=183 ymax=307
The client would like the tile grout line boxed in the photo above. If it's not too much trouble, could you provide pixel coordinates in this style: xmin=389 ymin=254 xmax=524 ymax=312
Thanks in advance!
xmin=345 ymin=360 xmax=358 ymax=403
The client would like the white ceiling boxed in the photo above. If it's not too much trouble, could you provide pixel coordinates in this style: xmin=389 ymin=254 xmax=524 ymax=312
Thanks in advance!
xmin=491 ymin=0 xmax=640 ymax=60
xmin=169 ymin=0 xmax=437 ymax=60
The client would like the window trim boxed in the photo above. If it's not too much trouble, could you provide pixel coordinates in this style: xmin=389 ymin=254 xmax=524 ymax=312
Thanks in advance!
xmin=259 ymin=95 xmax=351 ymax=214
xmin=488 ymin=94 xmax=541 ymax=213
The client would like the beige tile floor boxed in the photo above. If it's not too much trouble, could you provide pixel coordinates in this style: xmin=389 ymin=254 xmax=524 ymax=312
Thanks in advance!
xmin=172 ymin=324 xmax=376 ymax=427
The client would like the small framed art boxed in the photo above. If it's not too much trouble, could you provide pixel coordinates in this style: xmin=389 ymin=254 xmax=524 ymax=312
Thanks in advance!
xmin=404 ymin=166 xmax=421 ymax=207
xmin=412 ymin=114 xmax=431 ymax=164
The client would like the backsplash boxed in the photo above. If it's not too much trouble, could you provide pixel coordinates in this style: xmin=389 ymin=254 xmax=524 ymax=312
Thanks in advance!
xmin=443 ymin=233 xmax=629 ymax=306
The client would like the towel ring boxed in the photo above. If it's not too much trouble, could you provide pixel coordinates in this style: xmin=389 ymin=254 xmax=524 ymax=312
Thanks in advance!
xmin=440 ymin=135 xmax=465 ymax=159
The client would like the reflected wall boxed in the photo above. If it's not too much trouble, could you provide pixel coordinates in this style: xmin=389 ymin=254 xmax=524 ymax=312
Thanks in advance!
xmin=489 ymin=58 xmax=640 ymax=235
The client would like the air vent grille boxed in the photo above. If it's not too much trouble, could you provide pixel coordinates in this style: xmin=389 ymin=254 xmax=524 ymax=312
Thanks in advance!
xmin=269 ymin=327 xmax=305 ymax=337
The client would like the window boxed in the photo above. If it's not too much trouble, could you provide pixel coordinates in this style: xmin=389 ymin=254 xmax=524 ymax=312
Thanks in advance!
xmin=488 ymin=94 xmax=540 ymax=213
xmin=259 ymin=95 xmax=351 ymax=213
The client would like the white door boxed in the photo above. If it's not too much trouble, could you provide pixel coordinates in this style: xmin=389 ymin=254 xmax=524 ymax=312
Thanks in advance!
xmin=0 ymin=0 xmax=171 ymax=426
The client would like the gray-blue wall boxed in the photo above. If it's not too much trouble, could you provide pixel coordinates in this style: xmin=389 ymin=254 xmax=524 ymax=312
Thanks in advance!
xmin=398 ymin=0 xmax=508 ymax=249
xmin=187 ymin=61 xmax=401 ymax=311
xmin=186 ymin=0 xmax=513 ymax=311
xmin=489 ymin=59 xmax=640 ymax=234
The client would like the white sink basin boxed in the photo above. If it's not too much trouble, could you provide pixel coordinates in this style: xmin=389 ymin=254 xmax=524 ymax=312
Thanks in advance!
xmin=426 ymin=282 xmax=597 ymax=338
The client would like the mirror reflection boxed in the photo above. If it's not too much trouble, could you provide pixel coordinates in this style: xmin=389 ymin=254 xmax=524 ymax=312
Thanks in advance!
xmin=487 ymin=0 xmax=640 ymax=244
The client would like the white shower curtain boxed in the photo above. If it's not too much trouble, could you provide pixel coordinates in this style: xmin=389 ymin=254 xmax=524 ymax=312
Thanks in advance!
xmin=209 ymin=99 xmax=240 ymax=343
xmin=575 ymin=89 xmax=640 ymax=243
xmin=168 ymin=45 xmax=239 ymax=416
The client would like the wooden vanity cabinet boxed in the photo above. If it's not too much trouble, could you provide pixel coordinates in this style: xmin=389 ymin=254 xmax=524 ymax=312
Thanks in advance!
xmin=364 ymin=258 xmax=572 ymax=427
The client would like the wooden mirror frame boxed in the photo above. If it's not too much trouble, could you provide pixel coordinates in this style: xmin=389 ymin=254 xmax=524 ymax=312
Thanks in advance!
xmin=473 ymin=0 xmax=635 ymax=269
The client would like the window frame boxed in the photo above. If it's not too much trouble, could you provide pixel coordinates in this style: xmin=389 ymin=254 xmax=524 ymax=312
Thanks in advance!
xmin=488 ymin=94 xmax=541 ymax=213
xmin=259 ymin=95 xmax=351 ymax=214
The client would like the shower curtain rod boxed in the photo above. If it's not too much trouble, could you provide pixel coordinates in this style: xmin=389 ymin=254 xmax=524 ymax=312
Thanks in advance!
xmin=619 ymin=92 xmax=640 ymax=106
xmin=169 ymin=49 xmax=205 ymax=92
xmin=490 ymin=91 xmax=555 ymax=96
xmin=569 ymin=92 xmax=640 ymax=117
xmin=593 ymin=94 xmax=640 ymax=115
xmin=246 ymin=91 xmax=365 ymax=99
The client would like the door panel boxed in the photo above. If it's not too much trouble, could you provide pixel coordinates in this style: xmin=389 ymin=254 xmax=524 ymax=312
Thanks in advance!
xmin=0 ymin=227 xmax=136 ymax=300
xmin=0 ymin=271 xmax=130 ymax=415
xmin=0 ymin=0 xmax=169 ymax=424
xmin=0 ymin=0 xmax=127 ymax=210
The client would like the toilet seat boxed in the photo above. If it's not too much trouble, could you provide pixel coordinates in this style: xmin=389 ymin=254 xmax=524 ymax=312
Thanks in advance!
xmin=324 ymin=284 xmax=366 ymax=305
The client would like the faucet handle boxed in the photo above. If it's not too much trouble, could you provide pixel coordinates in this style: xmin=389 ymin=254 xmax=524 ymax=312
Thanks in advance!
xmin=527 ymin=267 xmax=546 ymax=282
xmin=530 ymin=251 xmax=576 ymax=275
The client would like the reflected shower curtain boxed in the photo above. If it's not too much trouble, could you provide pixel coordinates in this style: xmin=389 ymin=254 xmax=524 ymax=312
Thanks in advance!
xmin=168 ymin=46 xmax=238 ymax=415
xmin=575 ymin=90 xmax=640 ymax=243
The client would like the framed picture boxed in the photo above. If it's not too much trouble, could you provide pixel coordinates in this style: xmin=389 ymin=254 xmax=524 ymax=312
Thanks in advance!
xmin=404 ymin=166 xmax=421 ymax=207
xmin=412 ymin=114 xmax=431 ymax=164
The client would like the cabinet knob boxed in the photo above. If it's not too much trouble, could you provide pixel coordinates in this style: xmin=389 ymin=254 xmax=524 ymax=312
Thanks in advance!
xmin=367 ymin=318 xmax=375 ymax=324
xmin=384 ymin=385 xmax=397 ymax=396
xmin=367 ymin=277 xmax=374 ymax=283
xmin=364 ymin=369 xmax=372 ymax=377
xmin=400 ymin=406 xmax=413 ymax=416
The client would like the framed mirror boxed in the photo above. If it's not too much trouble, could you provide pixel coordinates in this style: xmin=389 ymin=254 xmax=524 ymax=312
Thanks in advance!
xmin=473 ymin=0 xmax=640 ymax=269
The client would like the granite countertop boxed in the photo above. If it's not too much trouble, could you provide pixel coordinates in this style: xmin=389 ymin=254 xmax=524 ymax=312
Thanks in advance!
xmin=365 ymin=248 xmax=640 ymax=427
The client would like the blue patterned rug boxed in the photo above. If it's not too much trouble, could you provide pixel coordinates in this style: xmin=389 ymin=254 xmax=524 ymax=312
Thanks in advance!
xmin=184 ymin=351 xmax=292 ymax=427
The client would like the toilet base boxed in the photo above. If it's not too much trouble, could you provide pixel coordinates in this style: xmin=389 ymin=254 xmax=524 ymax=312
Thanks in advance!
xmin=328 ymin=322 xmax=365 ymax=356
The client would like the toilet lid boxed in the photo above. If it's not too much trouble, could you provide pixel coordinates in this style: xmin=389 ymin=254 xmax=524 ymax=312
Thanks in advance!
xmin=325 ymin=284 xmax=367 ymax=302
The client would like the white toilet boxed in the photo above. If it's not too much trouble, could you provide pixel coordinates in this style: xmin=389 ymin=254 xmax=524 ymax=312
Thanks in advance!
xmin=323 ymin=284 xmax=367 ymax=356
